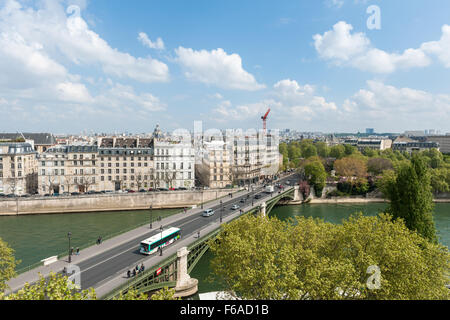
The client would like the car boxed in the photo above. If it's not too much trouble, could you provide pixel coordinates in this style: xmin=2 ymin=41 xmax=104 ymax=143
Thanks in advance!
xmin=147 ymin=188 xmax=155 ymax=192
xmin=0 ymin=193 xmax=5 ymax=197
xmin=105 ymin=190 xmax=114 ymax=193
xmin=254 ymin=194 xmax=262 ymax=199
xmin=128 ymin=190 xmax=136 ymax=193
xmin=178 ymin=187 xmax=187 ymax=190
xmin=158 ymin=188 xmax=169 ymax=192
xmin=240 ymin=198 xmax=246 ymax=203
xmin=71 ymin=192 xmax=80 ymax=196
xmin=6 ymin=194 xmax=16 ymax=198
xmin=285 ymin=181 xmax=290 ymax=185
xmin=139 ymin=189 xmax=146 ymax=193
xmin=230 ymin=204 xmax=240 ymax=210
xmin=169 ymin=187 xmax=175 ymax=191
xmin=202 ymin=209 xmax=215 ymax=217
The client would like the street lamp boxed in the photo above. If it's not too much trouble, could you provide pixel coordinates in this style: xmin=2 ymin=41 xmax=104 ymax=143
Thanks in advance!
xmin=149 ymin=205 xmax=153 ymax=229
xmin=160 ymin=225 xmax=163 ymax=256
xmin=67 ymin=232 xmax=72 ymax=263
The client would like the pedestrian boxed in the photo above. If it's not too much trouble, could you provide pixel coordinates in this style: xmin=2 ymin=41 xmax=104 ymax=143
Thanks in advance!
xmin=141 ymin=263 xmax=145 ymax=272
xmin=70 ymin=247 xmax=74 ymax=256
xmin=184 ymin=207 xmax=187 ymax=214
xmin=63 ymin=267 xmax=67 ymax=274
xmin=127 ymin=270 xmax=131 ymax=278
xmin=76 ymin=248 xmax=80 ymax=255
xmin=136 ymin=265 xmax=139 ymax=271
xmin=197 ymin=231 xmax=200 ymax=238
xmin=132 ymin=269 xmax=136 ymax=277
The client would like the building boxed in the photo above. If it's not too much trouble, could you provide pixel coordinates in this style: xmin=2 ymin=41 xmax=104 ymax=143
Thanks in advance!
xmin=426 ymin=136 xmax=450 ymax=154
xmin=366 ymin=128 xmax=375 ymax=134
xmin=0 ymin=133 xmax=56 ymax=153
xmin=393 ymin=136 xmax=440 ymax=154
xmin=38 ymin=146 xmax=69 ymax=195
xmin=66 ymin=145 xmax=99 ymax=193
xmin=153 ymin=137 xmax=195 ymax=189
xmin=343 ymin=138 xmax=392 ymax=151
xmin=97 ymin=137 xmax=154 ymax=191
xmin=0 ymin=142 xmax=38 ymax=195
xmin=195 ymin=141 xmax=232 ymax=188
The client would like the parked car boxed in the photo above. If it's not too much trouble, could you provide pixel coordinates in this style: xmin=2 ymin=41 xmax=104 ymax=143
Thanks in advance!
xmin=139 ymin=189 xmax=146 ymax=193
xmin=105 ymin=190 xmax=114 ymax=193
xmin=202 ymin=209 xmax=215 ymax=217
xmin=230 ymin=204 xmax=240 ymax=210
xmin=147 ymin=188 xmax=155 ymax=192
xmin=128 ymin=190 xmax=136 ymax=193
xmin=178 ymin=187 xmax=187 ymax=190
xmin=240 ymin=198 xmax=246 ymax=203
xmin=71 ymin=192 xmax=80 ymax=196
xmin=158 ymin=188 xmax=169 ymax=192
xmin=0 ymin=193 xmax=6 ymax=197
xmin=254 ymin=194 xmax=262 ymax=199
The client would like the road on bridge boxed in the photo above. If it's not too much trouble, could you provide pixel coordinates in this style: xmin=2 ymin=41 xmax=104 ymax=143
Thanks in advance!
xmin=69 ymin=174 xmax=299 ymax=291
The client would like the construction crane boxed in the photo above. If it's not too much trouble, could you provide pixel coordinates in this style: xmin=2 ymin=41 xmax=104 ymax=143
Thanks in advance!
xmin=261 ymin=108 xmax=271 ymax=133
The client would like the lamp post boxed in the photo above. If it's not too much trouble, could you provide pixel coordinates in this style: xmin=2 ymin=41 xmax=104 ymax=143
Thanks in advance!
xmin=220 ymin=200 xmax=223 ymax=223
xmin=160 ymin=225 xmax=163 ymax=256
xmin=149 ymin=205 xmax=153 ymax=229
xmin=67 ymin=232 xmax=72 ymax=263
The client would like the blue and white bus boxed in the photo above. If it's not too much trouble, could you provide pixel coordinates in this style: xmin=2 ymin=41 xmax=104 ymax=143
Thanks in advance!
xmin=139 ymin=227 xmax=181 ymax=255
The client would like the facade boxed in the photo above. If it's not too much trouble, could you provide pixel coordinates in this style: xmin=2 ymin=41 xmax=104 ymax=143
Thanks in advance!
xmin=38 ymin=146 xmax=69 ymax=195
xmin=195 ymin=141 xmax=232 ymax=188
xmin=153 ymin=138 xmax=195 ymax=189
xmin=426 ymin=136 xmax=450 ymax=154
xmin=393 ymin=136 xmax=440 ymax=154
xmin=97 ymin=137 xmax=154 ymax=191
xmin=0 ymin=133 xmax=56 ymax=153
xmin=344 ymin=138 xmax=392 ymax=151
xmin=66 ymin=145 xmax=99 ymax=193
xmin=0 ymin=143 xmax=38 ymax=195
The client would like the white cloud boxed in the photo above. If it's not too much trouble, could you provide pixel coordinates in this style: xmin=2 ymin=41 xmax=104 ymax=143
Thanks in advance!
xmin=313 ymin=21 xmax=433 ymax=73
xmin=211 ymin=79 xmax=338 ymax=125
xmin=175 ymin=47 xmax=265 ymax=91
xmin=421 ymin=24 xmax=450 ymax=68
xmin=138 ymin=32 xmax=165 ymax=50
xmin=342 ymin=80 xmax=450 ymax=128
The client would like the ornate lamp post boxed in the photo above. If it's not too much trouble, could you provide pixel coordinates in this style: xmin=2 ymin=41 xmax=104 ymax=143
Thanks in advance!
xmin=67 ymin=232 xmax=72 ymax=263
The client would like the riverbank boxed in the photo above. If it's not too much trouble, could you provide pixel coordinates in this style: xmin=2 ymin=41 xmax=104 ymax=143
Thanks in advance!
xmin=0 ymin=188 xmax=242 ymax=216
xmin=288 ymin=197 xmax=450 ymax=205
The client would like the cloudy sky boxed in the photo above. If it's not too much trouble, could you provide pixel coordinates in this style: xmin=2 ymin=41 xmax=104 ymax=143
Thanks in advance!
xmin=0 ymin=0 xmax=449 ymax=134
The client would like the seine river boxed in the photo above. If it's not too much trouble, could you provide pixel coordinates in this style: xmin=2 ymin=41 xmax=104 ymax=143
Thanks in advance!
xmin=0 ymin=203 xmax=448 ymax=295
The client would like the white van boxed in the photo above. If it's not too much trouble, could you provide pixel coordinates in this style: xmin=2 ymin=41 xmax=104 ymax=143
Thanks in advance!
xmin=202 ymin=209 xmax=215 ymax=217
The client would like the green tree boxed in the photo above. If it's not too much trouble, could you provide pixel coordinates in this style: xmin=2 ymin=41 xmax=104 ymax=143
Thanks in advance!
xmin=303 ymin=160 xmax=327 ymax=197
xmin=430 ymin=168 xmax=450 ymax=194
xmin=381 ymin=155 xmax=438 ymax=243
xmin=334 ymin=157 xmax=368 ymax=179
xmin=344 ymin=144 xmax=357 ymax=156
xmin=208 ymin=214 xmax=449 ymax=300
xmin=150 ymin=286 xmax=179 ymax=300
xmin=367 ymin=157 xmax=394 ymax=176
xmin=1 ymin=273 xmax=96 ymax=300
xmin=329 ymin=145 xmax=345 ymax=159
xmin=315 ymin=141 xmax=329 ymax=158
xmin=0 ymin=237 xmax=18 ymax=293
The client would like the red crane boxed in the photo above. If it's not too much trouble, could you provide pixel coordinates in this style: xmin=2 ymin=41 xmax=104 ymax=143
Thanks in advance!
xmin=261 ymin=108 xmax=271 ymax=133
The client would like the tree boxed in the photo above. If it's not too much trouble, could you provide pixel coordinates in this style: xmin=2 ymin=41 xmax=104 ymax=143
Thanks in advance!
xmin=113 ymin=289 xmax=148 ymax=300
xmin=315 ymin=141 xmax=329 ymax=158
xmin=303 ymin=160 xmax=327 ymax=197
xmin=329 ymin=145 xmax=345 ymax=159
xmin=150 ymin=286 xmax=179 ymax=300
xmin=208 ymin=214 xmax=450 ymax=300
xmin=1 ymin=273 xmax=96 ymax=300
xmin=367 ymin=157 xmax=394 ymax=176
xmin=430 ymin=168 xmax=450 ymax=194
xmin=380 ymin=155 xmax=437 ymax=243
xmin=344 ymin=144 xmax=357 ymax=156
xmin=300 ymin=140 xmax=317 ymax=159
xmin=334 ymin=157 xmax=368 ymax=179
xmin=0 ymin=237 xmax=18 ymax=293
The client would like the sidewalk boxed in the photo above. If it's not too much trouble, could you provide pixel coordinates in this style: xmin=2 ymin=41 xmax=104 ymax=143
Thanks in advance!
xmin=95 ymin=186 xmax=291 ymax=298
xmin=5 ymin=188 xmax=248 ymax=295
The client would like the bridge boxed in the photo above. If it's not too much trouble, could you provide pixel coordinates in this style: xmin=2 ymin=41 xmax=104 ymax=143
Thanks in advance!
xmin=102 ymin=185 xmax=299 ymax=299
xmin=6 ymin=174 xmax=299 ymax=299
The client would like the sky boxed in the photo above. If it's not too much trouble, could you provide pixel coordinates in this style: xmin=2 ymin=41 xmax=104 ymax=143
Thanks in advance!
xmin=0 ymin=0 xmax=449 ymax=134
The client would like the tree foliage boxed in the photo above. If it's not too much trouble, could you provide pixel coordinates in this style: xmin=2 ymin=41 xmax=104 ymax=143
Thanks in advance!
xmin=0 ymin=237 xmax=18 ymax=293
xmin=1 ymin=273 xmax=96 ymax=300
xmin=334 ymin=157 xmax=368 ymax=179
xmin=150 ymin=286 xmax=179 ymax=300
xmin=303 ymin=160 xmax=327 ymax=197
xmin=367 ymin=157 xmax=394 ymax=176
xmin=208 ymin=214 xmax=449 ymax=300
xmin=380 ymin=155 xmax=438 ymax=243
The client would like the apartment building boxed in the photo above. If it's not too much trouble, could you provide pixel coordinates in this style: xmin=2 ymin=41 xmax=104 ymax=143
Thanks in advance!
xmin=343 ymin=138 xmax=392 ymax=151
xmin=195 ymin=141 xmax=232 ymax=188
xmin=393 ymin=136 xmax=440 ymax=154
xmin=426 ymin=135 xmax=450 ymax=154
xmin=154 ymin=138 xmax=195 ymax=189
xmin=0 ymin=142 xmax=38 ymax=195
xmin=97 ymin=137 xmax=154 ymax=191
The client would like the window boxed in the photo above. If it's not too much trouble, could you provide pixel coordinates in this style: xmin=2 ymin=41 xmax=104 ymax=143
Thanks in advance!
xmin=101 ymin=176 xmax=104 ymax=181
xmin=41 ymin=169 xmax=46 ymax=176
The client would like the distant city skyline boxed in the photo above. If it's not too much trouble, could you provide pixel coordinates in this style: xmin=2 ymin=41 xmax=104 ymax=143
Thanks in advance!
xmin=0 ymin=0 xmax=449 ymax=133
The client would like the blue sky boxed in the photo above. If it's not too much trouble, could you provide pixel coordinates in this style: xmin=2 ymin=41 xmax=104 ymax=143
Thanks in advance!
xmin=0 ymin=0 xmax=449 ymax=134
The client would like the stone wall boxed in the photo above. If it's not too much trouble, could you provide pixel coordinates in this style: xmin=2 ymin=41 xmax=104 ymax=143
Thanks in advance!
xmin=0 ymin=189 xmax=240 ymax=216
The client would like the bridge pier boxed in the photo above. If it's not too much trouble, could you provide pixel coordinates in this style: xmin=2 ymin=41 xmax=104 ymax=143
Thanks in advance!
xmin=260 ymin=202 xmax=266 ymax=217
xmin=173 ymin=247 xmax=198 ymax=298
xmin=293 ymin=186 xmax=300 ymax=202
